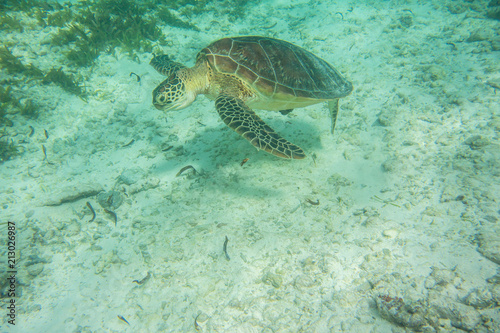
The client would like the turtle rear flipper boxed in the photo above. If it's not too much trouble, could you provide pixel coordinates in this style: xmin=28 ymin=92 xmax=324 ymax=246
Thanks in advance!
xmin=279 ymin=109 xmax=293 ymax=115
xmin=215 ymin=94 xmax=306 ymax=159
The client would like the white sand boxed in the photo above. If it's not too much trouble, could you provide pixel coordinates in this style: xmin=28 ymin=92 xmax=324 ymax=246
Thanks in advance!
xmin=1 ymin=0 xmax=499 ymax=332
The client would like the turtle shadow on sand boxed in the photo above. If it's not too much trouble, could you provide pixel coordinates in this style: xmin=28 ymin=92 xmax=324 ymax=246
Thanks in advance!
xmin=189 ymin=114 xmax=323 ymax=159
xmin=150 ymin=116 xmax=323 ymax=198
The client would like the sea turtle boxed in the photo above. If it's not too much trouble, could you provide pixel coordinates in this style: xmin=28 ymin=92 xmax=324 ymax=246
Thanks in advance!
xmin=150 ymin=36 xmax=353 ymax=159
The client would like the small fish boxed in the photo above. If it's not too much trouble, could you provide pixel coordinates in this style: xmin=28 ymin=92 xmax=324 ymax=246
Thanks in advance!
xmin=117 ymin=315 xmax=130 ymax=325
xmin=486 ymin=81 xmax=500 ymax=93
xmin=240 ymin=158 xmax=249 ymax=166
xmin=41 ymin=144 xmax=54 ymax=165
xmin=129 ymin=72 xmax=141 ymax=82
xmin=106 ymin=194 xmax=113 ymax=206
xmin=44 ymin=129 xmax=49 ymax=139
xmin=104 ymin=208 xmax=117 ymax=226
xmin=132 ymin=272 xmax=151 ymax=285
xmin=42 ymin=145 xmax=47 ymax=160
xmin=28 ymin=125 xmax=35 ymax=137
xmin=86 ymin=202 xmax=96 ymax=222
xmin=223 ymin=236 xmax=230 ymax=261
xmin=194 ymin=313 xmax=201 ymax=331
xmin=176 ymin=165 xmax=196 ymax=177
xmin=306 ymin=199 xmax=320 ymax=206
xmin=122 ymin=139 xmax=135 ymax=147
xmin=446 ymin=42 xmax=457 ymax=50
xmin=263 ymin=22 xmax=277 ymax=29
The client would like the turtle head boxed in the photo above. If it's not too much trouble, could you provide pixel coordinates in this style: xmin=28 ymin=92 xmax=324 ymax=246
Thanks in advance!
xmin=152 ymin=71 xmax=196 ymax=111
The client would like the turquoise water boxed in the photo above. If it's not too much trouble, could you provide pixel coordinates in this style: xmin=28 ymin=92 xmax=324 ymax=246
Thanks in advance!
xmin=1 ymin=0 xmax=499 ymax=332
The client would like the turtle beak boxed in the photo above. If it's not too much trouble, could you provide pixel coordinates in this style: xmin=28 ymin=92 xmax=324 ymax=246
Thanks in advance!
xmin=153 ymin=98 xmax=183 ymax=111
xmin=152 ymin=97 xmax=186 ymax=111
xmin=153 ymin=102 xmax=167 ymax=110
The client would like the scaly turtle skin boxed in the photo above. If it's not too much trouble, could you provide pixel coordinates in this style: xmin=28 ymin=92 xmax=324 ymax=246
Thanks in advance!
xmin=150 ymin=36 xmax=352 ymax=159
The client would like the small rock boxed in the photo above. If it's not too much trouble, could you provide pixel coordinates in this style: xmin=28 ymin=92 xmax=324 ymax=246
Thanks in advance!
xmin=422 ymin=65 xmax=446 ymax=82
xmin=293 ymin=274 xmax=316 ymax=289
xmin=44 ymin=183 xmax=103 ymax=206
xmin=447 ymin=3 xmax=467 ymax=14
xmin=128 ymin=177 xmax=160 ymax=195
xmin=27 ymin=263 xmax=44 ymax=277
xmin=422 ymin=206 xmax=442 ymax=217
xmin=464 ymin=287 xmax=497 ymax=309
xmin=117 ymin=167 xmax=145 ymax=185
xmin=429 ymin=297 xmax=481 ymax=331
xmin=262 ymin=271 xmax=282 ymax=288
xmin=375 ymin=295 xmax=427 ymax=330
xmin=398 ymin=14 xmax=413 ymax=28
xmin=429 ymin=267 xmax=457 ymax=286
xmin=377 ymin=109 xmax=394 ymax=126
xmin=440 ymin=185 xmax=460 ymax=203
xmin=464 ymin=135 xmax=490 ymax=150
xmin=97 ymin=190 xmax=123 ymax=210
xmin=476 ymin=226 xmax=500 ymax=264
xmin=382 ymin=157 xmax=406 ymax=173
xmin=466 ymin=30 xmax=491 ymax=42
xmin=383 ymin=229 xmax=399 ymax=239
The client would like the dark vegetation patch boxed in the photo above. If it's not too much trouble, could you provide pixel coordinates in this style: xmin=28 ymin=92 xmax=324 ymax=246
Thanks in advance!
xmin=0 ymin=0 xmax=255 ymax=163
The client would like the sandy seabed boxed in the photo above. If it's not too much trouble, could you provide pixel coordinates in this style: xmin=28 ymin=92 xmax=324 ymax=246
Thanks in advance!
xmin=1 ymin=0 xmax=499 ymax=332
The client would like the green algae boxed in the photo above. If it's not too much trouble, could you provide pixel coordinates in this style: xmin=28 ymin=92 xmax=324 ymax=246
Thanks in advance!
xmin=0 ymin=14 xmax=24 ymax=32
xmin=42 ymin=67 xmax=84 ymax=96
xmin=0 ymin=136 xmax=19 ymax=163
xmin=0 ymin=47 xmax=44 ymax=77
xmin=48 ymin=0 xmax=169 ymax=66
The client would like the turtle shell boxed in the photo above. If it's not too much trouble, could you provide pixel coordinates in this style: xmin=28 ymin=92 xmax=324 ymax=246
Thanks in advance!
xmin=197 ymin=36 xmax=353 ymax=100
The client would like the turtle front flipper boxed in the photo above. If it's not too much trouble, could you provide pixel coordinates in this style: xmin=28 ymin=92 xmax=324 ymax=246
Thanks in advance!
xmin=215 ymin=94 xmax=306 ymax=159
xmin=150 ymin=54 xmax=185 ymax=76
